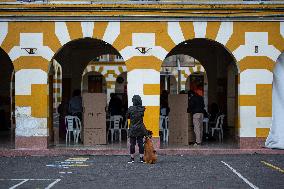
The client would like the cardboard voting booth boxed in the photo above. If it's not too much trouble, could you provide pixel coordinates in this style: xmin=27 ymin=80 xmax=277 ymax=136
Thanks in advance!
xmin=168 ymin=94 xmax=190 ymax=146
xmin=83 ymin=93 xmax=107 ymax=145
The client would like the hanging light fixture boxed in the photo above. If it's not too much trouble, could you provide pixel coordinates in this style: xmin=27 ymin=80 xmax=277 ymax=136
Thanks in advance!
xmin=21 ymin=47 xmax=37 ymax=55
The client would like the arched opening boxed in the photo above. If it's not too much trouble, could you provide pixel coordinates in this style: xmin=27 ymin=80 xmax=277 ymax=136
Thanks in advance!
xmin=161 ymin=38 xmax=238 ymax=148
xmin=0 ymin=47 xmax=15 ymax=149
xmin=265 ymin=52 xmax=284 ymax=149
xmin=81 ymin=56 xmax=128 ymax=146
xmin=49 ymin=38 xmax=127 ymax=148
xmin=82 ymin=71 xmax=107 ymax=94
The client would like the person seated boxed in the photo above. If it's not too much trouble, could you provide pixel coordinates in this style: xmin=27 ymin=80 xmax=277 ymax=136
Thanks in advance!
xmin=68 ymin=89 xmax=83 ymax=120
xmin=108 ymin=93 xmax=122 ymax=116
xmin=209 ymin=103 xmax=220 ymax=122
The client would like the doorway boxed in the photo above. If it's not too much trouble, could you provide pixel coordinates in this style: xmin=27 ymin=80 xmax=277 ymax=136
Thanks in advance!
xmin=0 ymin=48 xmax=15 ymax=149
xmin=161 ymin=39 xmax=239 ymax=149
xmin=49 ymin=38 xmax=126 ymax=148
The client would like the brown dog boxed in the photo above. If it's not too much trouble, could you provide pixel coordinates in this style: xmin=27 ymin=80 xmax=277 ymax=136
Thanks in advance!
xmin=144 ymin=136 xmax=157 ymax=164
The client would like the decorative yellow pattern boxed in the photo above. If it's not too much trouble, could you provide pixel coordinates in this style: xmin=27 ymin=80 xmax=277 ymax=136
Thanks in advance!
xmin=113 ymin=22 xmax=176 ymax=52
xmin=256 ymin=128 xmax=270 ymax=138
xmin=143 ymin=84 xmax=160 ymax=95
xmin=239 ymin=84 xmax=272 ymax=117
xmin=15 ymin=84 xmax=48 ymax=118
xmin=239 ymin=56 xmax=275 ymax=72
xmin=205 ymin=22 xmax=222 ymax=40
xmin=0 ymin=18 xmax=283 ymax=141
xmin=226 ymin=22 xmax=284 ymax=53
xmin=93 ymin=22 xmax=109 ymax=40
xmin=13 ymin=57 xmax=49 ymax=72
xmin=1 ymin=22 xmax=61 ymax=55
xmin=66 ymin=22 xmax=83 ymax=40
xmin=144 ymin=106 xmax=160 ymax=137
xmin=126 ymin=56 xmax=162 ymax=71
xmin=179 ymin=22 xmax=195 ymax=40
xmin=82 ymin=61 xmax=127 ymax=92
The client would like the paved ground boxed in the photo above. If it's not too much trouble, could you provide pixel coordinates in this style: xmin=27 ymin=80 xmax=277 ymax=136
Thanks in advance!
xmin=0 ymin=154 xmax=283 ymax=189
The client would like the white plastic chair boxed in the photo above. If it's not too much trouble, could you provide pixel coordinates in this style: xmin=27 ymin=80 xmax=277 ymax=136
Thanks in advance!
xmin=121 ymin=117 xmax=128 ymax=138
xmin=211 ymin=114 xmax=225 ymax=142
xmin=110 ymin=115 xmax=123 ymax=142
xmin=159 ymin=116 xmax=164 ymax=132
xmin=164 ymin=116 xmax=169 ymax=143
xmin=159 ymin=116 xmax=169 ymax=143
xmin=74 ymin=116 xmax=82 ymax=144
xmin=203 ymin=117 xmax=209 ymax=135
xmin=65 ymin=115 xmax=76 ymax=144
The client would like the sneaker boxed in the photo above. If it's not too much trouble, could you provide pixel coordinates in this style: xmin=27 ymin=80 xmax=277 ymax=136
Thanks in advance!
xmin=128 ymin=158 xmax=134 ymax=164
xmin=193 ymin=143 xmax=201 ymax=147
xmin=139 ymin=157 xmax=145 ymax=163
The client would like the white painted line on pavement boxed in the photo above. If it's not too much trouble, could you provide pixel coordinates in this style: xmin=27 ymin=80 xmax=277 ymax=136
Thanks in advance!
xmin=45 ymin=179 xmax=61 ymax=189
xmin=221 ymin=161 xmax=259 ymax=189
xmin=59 ymin=172 xmax=72 ymax=174
xmin=9 ymin=179 xmax=29 ymax=189
xmin=0 ymin=179 xmax=61 ymax=189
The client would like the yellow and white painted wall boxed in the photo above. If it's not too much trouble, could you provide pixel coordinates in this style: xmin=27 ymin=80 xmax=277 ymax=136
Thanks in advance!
xmin=0 ymin=3 xmax=283 ymax=149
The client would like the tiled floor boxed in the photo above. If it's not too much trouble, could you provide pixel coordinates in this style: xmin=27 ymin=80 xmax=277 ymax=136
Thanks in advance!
xmin=160 ymin=131 xmax=239 ymax=149
xmin=0 ymin=129 xmax=238 ymax=150
xmin=52 ymin=139 xmax=128 ymax=150
xmin=51 ymin=135 xmax=238 ymax=150
xmin=160 ymin=139 xmax=238 ymax=149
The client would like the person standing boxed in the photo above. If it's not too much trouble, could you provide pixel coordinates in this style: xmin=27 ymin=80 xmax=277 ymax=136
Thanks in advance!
xmin=188 ymin=90 xmax=205 ymax=146
xmin=127 ymin=95 xmax=147 ymax=163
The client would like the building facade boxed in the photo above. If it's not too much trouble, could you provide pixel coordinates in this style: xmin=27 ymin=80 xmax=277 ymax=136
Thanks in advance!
xmin=0 ymin=0 xmax=283 ymax=149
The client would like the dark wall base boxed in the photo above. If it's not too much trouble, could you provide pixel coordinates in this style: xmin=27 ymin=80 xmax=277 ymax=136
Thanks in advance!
xmin=15 ymin=136 xmax=48 ymax=149
xmin=239 ymin=137 xmax=266 ymax=149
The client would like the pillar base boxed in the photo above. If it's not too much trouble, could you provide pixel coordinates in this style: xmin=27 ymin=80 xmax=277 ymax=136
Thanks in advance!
xmin=53 ymin=128 xmax=60 ymax=145
xmin=151 ymin=137 xmax=160 ymax=150
xmin=15 ymin=136 xmax=48 ymax=149
xmin=239 ymin=137 xmax=266 ymax=149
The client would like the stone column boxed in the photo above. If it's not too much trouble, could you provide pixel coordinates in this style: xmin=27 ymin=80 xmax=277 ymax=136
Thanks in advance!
xmin=9 ymin=33 xmax=53 ymax=149
xmin=15 ymin=68 xmax=49 ymax=149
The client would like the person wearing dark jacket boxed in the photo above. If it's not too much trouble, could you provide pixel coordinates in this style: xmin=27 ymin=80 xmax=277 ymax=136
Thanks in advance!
xmin=127 ymin=95 xmax=147 ymax=163
xmin=108 ymin=93 xmax=122 ymax=116
xmin=188 ymin=90 xmax=205 ymax=146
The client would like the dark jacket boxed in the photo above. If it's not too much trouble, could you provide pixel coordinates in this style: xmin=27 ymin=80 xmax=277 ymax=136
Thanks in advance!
xmin=188 ymin=94 xmax=205 ymax=114
xmin=127 ymin=95 xmax=147 ymax=138
xmin=108 ymin=96 xmax=122 ymax=116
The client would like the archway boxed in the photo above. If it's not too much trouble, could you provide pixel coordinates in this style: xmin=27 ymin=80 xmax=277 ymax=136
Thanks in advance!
xmin=0 ymin=47 xmax=15 ymax=149
xmin=265 ymin=52 xmax=284 ymax=149
xmin=163 ymin=38 xmax=238 ymax=148
xmin=82 ymin=71 xmax=107 ymax=94
xmin=49 ymin=38 xmax=126 ymax=147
